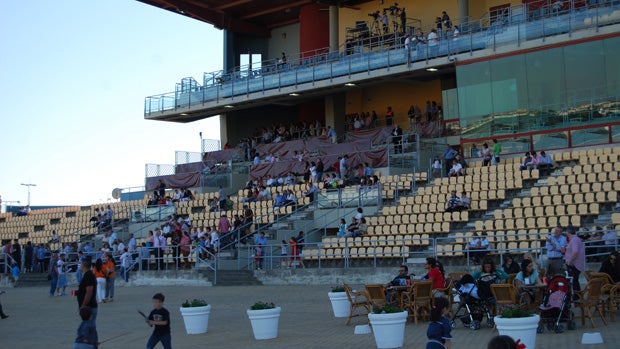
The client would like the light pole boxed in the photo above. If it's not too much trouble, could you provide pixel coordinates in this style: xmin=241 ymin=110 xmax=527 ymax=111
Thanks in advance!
xmin=21 ymin=183 xmax=37 ymax=206
xmin=199 ymin=131 xmax=204 ymax=157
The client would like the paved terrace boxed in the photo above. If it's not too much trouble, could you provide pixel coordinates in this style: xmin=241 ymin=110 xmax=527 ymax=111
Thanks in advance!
xmin=0 ymin=284 xmax=618 ymax=348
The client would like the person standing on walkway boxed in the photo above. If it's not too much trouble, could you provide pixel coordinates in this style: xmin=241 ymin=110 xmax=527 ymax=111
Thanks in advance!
xmin=442 ymin=145 xmax=456 ymax=177
xmin=253 ymin=232 xmax=267 ymax=270
xmin=146 ymin=293 xmax=172 ymax=349
xmin=545 ymin=226 xmax=568 ymax=278
xmin=76 ymin=258 xmax=98 ymax=321
xmin=55 ymin=254 xmax=68 ymax=296
xmin=93 ymin=259 xmax=106 ymax=304
xmin=0 ymin=289 xmax=9 ymax=319
xmin=120 ymin=248 xmax=132 ymax=282
xmin=492 ymin=139 xmax=502 ymax=165
xmin=48 ymin=252 xmax=59 ymax=297
xmin=565 ymin=227 xmax=586 ymax=292
xmin=103 ymin=253 xmax=115 ymax=302
xmin=73 ymin=306 xmax=98 ymax=349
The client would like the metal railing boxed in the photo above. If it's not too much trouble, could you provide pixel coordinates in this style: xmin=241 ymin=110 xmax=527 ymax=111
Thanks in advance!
xmin=238 ymin=230 xmax=619 ymax=271
xmin=144 ymin=1 xmax=620 ymax=115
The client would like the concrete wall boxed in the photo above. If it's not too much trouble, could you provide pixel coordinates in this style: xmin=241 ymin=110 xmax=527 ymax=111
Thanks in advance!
xmin=344 ymin=81 xmax=443 ymax=127
xmin=268 ymin=23 xmax=300 ymax=62
xmin=255 ymin=267 xmax=399 ymax=286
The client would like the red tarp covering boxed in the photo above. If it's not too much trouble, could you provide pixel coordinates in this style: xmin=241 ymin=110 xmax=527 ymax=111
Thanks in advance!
xmin=249 ymin=148 xmax=388 ymax=179
xmin=346 ymin=127 xmax=394 ymax=145
xmin=202 ymin=148 xmax=244 ymax=162
xmin=146 ymin=172 xmax=201 ymax=190
xmin=175 ymin=162 xmax=204 ymax=174
xmin=254 ymin=136 xmax=332 ymax=158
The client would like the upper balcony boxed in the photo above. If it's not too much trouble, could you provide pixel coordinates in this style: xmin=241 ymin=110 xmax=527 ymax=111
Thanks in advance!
xmin=144 ymin=2 xmax=620 ymax=122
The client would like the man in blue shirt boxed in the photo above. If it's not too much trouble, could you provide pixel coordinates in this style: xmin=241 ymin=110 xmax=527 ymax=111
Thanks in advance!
xmin=273 ymin=192 xmax=286 ymax=208
xmin=538 ymin=150 xmax=553 ymax=175
xmin=545 ymin=225 xmax=568 ymax=277
xmin=442 ymin=145 xmax=457 ymax=177
xmin=253 ymin=232 xmax=268 ymax=269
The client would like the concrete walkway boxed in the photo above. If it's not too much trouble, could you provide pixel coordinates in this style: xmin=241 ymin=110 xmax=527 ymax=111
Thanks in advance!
xmin=0 ymin=284 xmax=618 ymax=348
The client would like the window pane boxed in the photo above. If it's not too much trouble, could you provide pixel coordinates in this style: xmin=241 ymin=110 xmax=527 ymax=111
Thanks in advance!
xmin=564 ymin=41 xmax=606 ymax=102
xmin=526 ymin=49 xmax=565 ymax=109
xmin=532 ymin=132 xmax=568 ymax=150
xmin=456 ymin=61 xmax=492 ymax=119
xmin=604 ymin=37 xmax=620 ymax=98
xmin=497 ymin=136 xmax=531 ymax=155
xmin=570 ymin=127 xmax=609 ymax=147
xmin=612 ymin=125 xmax=620 ymax=143
xmin=490 ymin=55 xmax=527 ymax=113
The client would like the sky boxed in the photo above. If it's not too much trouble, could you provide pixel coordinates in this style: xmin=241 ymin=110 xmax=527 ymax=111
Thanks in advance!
xmin=0 ymin=0 xmax=223 ymax=209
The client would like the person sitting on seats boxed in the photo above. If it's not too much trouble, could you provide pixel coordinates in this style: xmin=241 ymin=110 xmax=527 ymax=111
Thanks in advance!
xmin=445 ymin=191 xmax=461 ymax=212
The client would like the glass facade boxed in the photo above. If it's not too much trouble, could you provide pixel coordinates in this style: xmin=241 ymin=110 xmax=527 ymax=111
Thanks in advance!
xmin=454 ymin=36 xmax=620 ymax=146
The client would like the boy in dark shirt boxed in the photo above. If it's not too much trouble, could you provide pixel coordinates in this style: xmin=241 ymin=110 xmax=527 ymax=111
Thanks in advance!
xmin=147 ymin=293 xmax=171 ymax=349
xmin=74 ymin=306 xmax=98 ymax=349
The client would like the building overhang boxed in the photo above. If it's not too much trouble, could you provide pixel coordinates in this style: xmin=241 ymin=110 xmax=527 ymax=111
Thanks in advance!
xmin=136 ymin=0 xmax=374 ymax=36
xmin=145 ymin=60 xmax=455 ymax=123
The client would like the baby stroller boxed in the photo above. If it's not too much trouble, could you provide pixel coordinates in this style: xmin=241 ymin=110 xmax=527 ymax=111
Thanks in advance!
xmin=537 ymin=274 xmax=575 ymax=333
xmin=450 ymin=274 xmax=494 ymax=330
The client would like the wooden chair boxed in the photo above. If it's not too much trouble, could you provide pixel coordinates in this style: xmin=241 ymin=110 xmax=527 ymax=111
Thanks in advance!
xmin=343 ymin=284 xmax=370 ymax=326
xmin=365 ymin=284 xmax=388 ymax=308
xmin=608 ymin=284 xmax=620 ymax=322
xmin=448 ymin=271 xmax=469 ymax=284
xmin=574 ymin=278 xmax=609 ymax=328
xmin=434 ymin=278 xmax=454 ymax=315
xmin=401 ymin=281 xmax=433 ymax=324
xmin=490 ymin=284 xmax=522 ymax=313
xmin=507 ymin=273 xmax=517 ymax=285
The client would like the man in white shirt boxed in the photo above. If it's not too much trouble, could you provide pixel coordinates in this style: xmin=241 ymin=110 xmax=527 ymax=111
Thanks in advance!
xmin=127 ymin=233 xmax=136 ymax=253
xmin=427 ymin=29 xmax=439 ymax=46
xmin=448 ymin=160 xmax=463 ymax=177
xmin=120 ymin=248 xmax=132 ymax=282
xmin=116 ymin=241 xmax=125 ymax=255
xmin=339 ymin=155 xmax=348 ymax=179
xmin=153 ymin=230 xmax=162 ymax=270
xmin=210 ymin=230 xmax=219 ymax=251
xmin=108 ymin=231 xmax=117 ymax=247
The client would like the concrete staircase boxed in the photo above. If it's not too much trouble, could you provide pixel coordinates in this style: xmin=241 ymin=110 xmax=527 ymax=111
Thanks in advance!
xmin=263 ymin=209 xmax=316 ymax=242
xmin=15 ymin=272 xmax=50 ymax=288
xmin=213 ymin=270 xmax=262 ymax=286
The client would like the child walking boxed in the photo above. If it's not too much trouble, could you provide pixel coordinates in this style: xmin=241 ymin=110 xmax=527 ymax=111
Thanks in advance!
xmin=279 ymin=240 xmax=288 ymax=268
xmin=426 ymin=297 xmax=452 ymax=349
xmin=147 ymin=293 xmax=171 ymax=349
xmin=73 ymin=306 xmax=98 ymax=349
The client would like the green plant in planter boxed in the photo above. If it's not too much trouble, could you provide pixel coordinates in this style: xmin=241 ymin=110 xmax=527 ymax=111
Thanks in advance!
xmin=500 ymin=306 xmax=532 ymax=318
xmin=331 ymin=286 xmax=345 ymax=292
xmin=373 ymin=304 xmax=404 ymax=314
xmin=250 ymin=301 xmax=276 ymax=310
xmin=182 ymin=299 xmax=209 ymax=308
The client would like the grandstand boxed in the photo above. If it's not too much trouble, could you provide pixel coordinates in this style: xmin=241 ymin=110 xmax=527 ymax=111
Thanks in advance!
xmin=3 ymin=1 xmax=620 ymax=280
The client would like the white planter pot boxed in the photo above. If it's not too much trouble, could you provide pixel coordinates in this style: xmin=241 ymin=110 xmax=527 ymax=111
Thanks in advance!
xmin=179 ymin=304 xmax=211 ymax=335
xmin=494 ymin=314 xmax=540 ymax=349
xmin=368 ymin=311 xmax=408 ymax=349
xmin=328 ymin=292 xmax=350 ymax=318
xmin=247 ymin=307 xmax=281 ymax=340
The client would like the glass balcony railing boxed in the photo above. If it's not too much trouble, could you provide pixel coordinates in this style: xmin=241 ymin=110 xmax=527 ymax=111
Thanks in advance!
xmin=144 ymin=1 xmax=620 ymax=116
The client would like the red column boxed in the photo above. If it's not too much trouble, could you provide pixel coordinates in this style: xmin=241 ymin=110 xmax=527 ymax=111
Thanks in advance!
xmin=299 ymin=4 xmax=329 ymax=58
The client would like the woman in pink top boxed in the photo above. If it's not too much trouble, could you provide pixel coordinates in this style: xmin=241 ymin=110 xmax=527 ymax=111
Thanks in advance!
xmin=565 ymin=228 xmax=586 ymax=292
xmin=180 ymin=231 xmax=191 ymax=269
